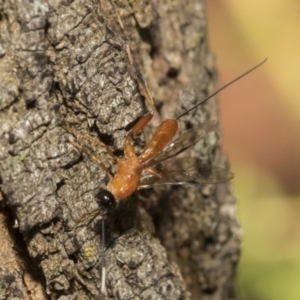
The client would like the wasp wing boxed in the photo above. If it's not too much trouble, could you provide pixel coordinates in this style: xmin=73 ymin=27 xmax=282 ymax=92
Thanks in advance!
xmin=143 ymin=120 xmax=217 ymax=167
xmin=138 ymin=157 xmax=234 ymax=189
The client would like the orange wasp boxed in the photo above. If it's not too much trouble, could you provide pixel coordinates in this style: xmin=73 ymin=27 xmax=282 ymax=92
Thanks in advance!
xmin=62 ymin=54 xmax=266 ymax=297
xmin=62 ymin=56 xmax=266 ymax=212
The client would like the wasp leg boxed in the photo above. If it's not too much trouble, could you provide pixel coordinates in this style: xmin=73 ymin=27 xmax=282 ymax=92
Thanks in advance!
xmin=62 ymin=125 xmax=120 ymax=163
xmin=67 ymin=139 xmax=113 ymax=180
xmin=72 ymin=209 xmax=100 ymax=231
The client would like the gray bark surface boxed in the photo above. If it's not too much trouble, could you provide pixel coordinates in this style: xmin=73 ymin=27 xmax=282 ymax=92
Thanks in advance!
xmin=0 ymin=0 xmax=240 ymax=299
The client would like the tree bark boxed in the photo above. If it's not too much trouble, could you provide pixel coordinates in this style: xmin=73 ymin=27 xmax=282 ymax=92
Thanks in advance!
xmin=0 ymin=0 xmax=240 ymax=299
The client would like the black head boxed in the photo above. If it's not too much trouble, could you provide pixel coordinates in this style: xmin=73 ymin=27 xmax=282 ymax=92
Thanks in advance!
xmin=96 ymin=190 xmax=117 ymax=211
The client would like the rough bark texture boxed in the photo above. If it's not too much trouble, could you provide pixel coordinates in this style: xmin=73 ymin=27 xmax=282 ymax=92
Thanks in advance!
xmin=0 ymin=0 xmax=240 ymax=299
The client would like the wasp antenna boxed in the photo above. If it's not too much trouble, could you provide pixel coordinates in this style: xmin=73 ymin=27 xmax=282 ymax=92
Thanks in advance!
xmin=176 ymin=58 xmax=268 ymax=120
xmin=96 ymin=190 xmax=116 ymax=296
xmin=100 ymin=217 xmax=107 ymax=297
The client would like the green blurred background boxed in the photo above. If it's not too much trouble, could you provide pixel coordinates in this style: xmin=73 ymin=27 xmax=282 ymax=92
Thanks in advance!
xmin=206 ymin=1 xmax=300 ymax=300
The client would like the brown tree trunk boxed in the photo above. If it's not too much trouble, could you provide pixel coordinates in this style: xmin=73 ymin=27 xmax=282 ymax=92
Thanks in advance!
xmin=0 ymin=0 xmax=240 ymax=299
